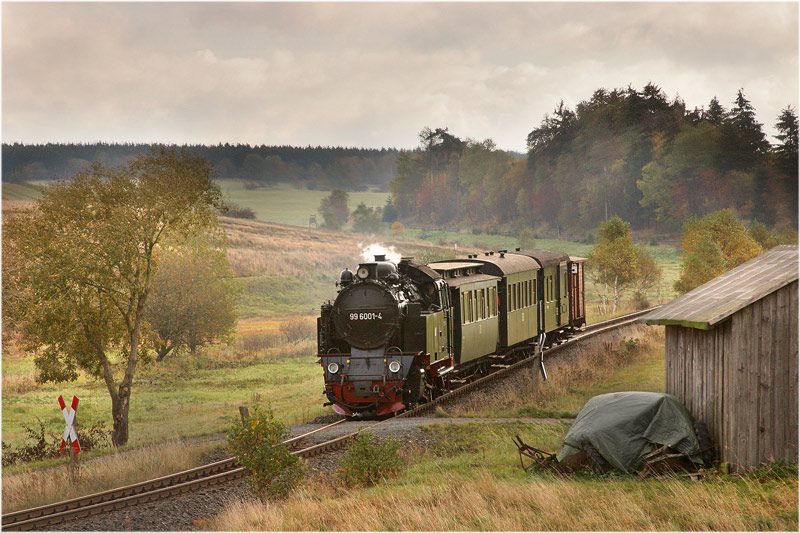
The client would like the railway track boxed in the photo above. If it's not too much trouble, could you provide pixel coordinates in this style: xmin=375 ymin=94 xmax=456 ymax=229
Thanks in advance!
xmin=1 ymin=307 xmax=655 ymax=531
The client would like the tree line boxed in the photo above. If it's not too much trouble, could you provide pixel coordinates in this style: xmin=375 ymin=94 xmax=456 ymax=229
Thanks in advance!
xmin=2 ymin=142 xmax=399 ymax=192
xmin=388 ymin=84 xmax=798 ymax=237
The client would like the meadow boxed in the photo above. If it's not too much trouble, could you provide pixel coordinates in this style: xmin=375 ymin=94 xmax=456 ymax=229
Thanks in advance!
xmin=2 ymin=180 xmax=712 ymax=523
xmin=209 ymin=326 xmax=797 ymax=531
xmin=218 ymin=180 xmax=390 ymax=226
xmin=1 ymin=180 xmax=678 ymax=454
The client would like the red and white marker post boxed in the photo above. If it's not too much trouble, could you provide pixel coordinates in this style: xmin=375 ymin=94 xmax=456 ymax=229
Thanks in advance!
xmin=58 ymin=395 xmax=81 ymax=455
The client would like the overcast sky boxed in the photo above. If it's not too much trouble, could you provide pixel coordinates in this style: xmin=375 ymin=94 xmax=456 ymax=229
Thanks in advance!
xmin=2 ymin=2 xmax=797 ymax=152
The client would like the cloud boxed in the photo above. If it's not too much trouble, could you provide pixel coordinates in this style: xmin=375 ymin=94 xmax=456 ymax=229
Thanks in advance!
xmin=2 ymin=3 xmax=797 ymax=150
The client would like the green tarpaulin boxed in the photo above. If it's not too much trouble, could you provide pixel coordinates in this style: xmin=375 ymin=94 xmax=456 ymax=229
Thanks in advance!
xmin=557 ymin=391 xmax=704 ymax=473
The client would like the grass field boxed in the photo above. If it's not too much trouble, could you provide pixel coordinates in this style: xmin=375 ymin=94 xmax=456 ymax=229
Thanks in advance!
xmin=1 ymin=183 xmax=693 ymax=519
xmin=1 ymin=203 xmax=675 ymax=452
xmin=218 ymin=181 xmax=390 ymax=226
xmin=208 ymin=332 xmax=798 ymax=531
xmin=1 ymin=336 xmax=326 ymax=452
xmin=2 ymin=182 xmax=42 ymax=202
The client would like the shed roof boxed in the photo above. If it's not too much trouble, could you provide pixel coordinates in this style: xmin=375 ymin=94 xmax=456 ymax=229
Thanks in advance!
xmin=640 ymin=245 xmax=798 ymax=330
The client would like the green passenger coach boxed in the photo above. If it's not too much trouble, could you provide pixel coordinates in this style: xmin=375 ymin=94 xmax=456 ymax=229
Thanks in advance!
xmin=427 ymin=261 xmax=500 ymax=364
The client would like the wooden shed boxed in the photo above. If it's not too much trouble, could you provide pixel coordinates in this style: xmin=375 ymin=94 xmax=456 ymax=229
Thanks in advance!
xmin=641 ymin=245 xmax=798 ymax=471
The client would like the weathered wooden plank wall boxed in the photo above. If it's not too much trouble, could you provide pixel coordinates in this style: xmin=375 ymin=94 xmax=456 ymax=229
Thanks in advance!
xmin=664 ymin=281 xmax=798 ymax=471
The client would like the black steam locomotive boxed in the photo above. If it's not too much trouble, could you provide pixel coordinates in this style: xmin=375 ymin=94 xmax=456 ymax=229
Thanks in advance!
xmin=317 ymin=250 xmax=586 ymax=417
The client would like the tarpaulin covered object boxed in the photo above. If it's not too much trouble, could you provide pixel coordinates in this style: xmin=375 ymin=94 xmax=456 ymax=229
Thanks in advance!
xmin=556 ymin=391 xmax=704 ymax=473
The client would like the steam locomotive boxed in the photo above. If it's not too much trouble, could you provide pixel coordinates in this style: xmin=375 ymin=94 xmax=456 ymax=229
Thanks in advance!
xmin=317 ymin=249 xmax=586 ymax=417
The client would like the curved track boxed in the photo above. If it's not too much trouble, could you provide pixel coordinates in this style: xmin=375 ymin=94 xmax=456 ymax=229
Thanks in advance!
xmin=2 ymin=307 xmax=655 ymax=531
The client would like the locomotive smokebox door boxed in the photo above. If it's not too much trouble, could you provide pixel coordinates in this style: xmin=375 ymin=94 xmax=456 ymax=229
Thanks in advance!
xmin=333 ymin=282 xmax=399 ymax=349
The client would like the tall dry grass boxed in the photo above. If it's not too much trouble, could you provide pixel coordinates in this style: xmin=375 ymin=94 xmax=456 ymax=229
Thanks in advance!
xmin=220 ymin=216 xmax=460 ymax=277
xmin=2 ymin=371 xmax=39 ymax=394
xmin=446 ymin=324 xmax=662 ymax=418
xmin=2 ymin=439 xmax=220 ymax=513
xmin=209 ymin=468 xmax=797 ymax=531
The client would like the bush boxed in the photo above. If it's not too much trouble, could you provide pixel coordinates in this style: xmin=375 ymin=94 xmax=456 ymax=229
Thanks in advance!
xmin=335 ymin=431 xmax=402 ymax=487
xmin=279 ymin=316 xmax=315 ymax=344
xmin=632 ymin=291 xmax=651 ymax=310
xmin=227 ymin=406 xmax=304 ymax=500
xmin=391 ymin=221 xmax=405 ymax=236
xmin=225 ymin=203 xmax=257 ymax=220
xmin=2 ymin=418 xmax=111 ymax=466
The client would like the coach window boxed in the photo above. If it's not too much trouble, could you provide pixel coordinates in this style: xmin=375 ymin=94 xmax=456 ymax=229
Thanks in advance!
xmin=469 ymin=291 xmax=474 ymax=323
xmin=511 ymin=283 xmax=517 ymax=311
xmin=523 ymin=280 xmax=527 ymax=308
xmin=472 ymin=291 xmax=477 ymax=323
xmin=526 ymin=280 xmax=530 ymax=307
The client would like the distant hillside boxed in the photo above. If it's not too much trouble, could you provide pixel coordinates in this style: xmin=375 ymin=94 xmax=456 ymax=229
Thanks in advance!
xmin=2 ymin=142 xmax=400 ymax=192
xmin=2 ymin=182 xmax=42 ymax=202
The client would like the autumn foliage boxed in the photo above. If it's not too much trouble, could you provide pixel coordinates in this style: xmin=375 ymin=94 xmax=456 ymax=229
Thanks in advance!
xmin=674 ymin=210 xmax=764 ymax=294
xmin=389 ymin=86 xmax=797 ymax=238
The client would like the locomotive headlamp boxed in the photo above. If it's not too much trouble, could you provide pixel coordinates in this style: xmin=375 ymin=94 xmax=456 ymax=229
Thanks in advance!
xmin=356 ymin=266 xmax=370 ymax=279
xmin=327 ymin=362 xmax=339 ymax=374
xmin=388 ymin=361 xmax=401 ymax=373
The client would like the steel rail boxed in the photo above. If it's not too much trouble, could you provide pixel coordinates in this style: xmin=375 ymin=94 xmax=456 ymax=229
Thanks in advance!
xmin=2 ymin=307 xmax=656 ymax=531
xmin=1 ymin=421 xmax=348 ymax=531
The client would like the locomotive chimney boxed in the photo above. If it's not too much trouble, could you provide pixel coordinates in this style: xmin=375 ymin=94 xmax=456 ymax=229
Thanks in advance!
xmin=374 ymin=254 xmax=386 ymax=262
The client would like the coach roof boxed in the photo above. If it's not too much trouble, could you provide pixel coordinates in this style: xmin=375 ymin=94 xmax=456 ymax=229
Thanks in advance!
xmin=437 ymin=254 xmax=540 ymax=277
xmin=512 ymin=249 xmax=570 ymax=268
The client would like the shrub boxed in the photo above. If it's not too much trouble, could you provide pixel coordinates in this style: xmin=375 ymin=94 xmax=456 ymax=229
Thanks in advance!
xmin=238 ymin=333 xmax=281 ymax=355
xmin=279 ymin=316 xmax=315 ymax=344
xmin=227 ymin=406 xmax=304 ymax=500
xmin=390 ymin=221 xmax=405 ymax=236
xmin=632 ymin=291 xmax=651 ymax=310
xmin=225 ymin=203 xmax=257 ymax=220
xmin=335 ymin=431 xmax=402 ymax=487
xmin=2 ymin=418 xmax=111 ymax=466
